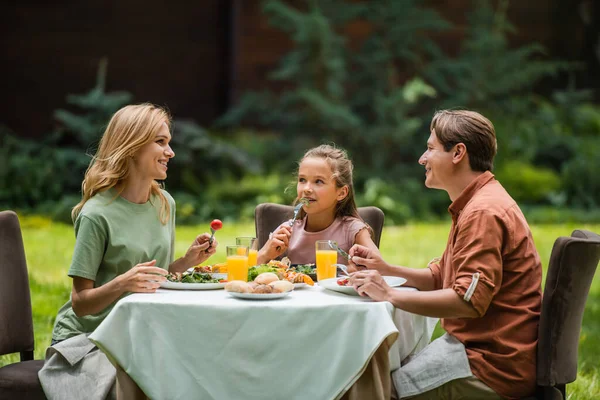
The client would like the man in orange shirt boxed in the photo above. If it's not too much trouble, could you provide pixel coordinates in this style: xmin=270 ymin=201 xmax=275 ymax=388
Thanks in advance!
xmin=349 ymin=110 xmax=542 ymax=399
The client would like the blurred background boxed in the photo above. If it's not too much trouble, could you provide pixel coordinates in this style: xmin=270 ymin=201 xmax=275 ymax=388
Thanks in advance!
xmin=1 ymin=0 xmax=599 ymax=224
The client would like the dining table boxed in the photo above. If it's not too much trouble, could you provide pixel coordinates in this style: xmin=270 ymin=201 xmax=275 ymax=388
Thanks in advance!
xmin=89 ymin=284 xmax=437 ymax=400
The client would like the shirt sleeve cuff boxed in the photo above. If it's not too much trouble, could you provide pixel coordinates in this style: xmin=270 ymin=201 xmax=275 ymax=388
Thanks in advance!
xmin=453 ymin=273 xmax=495 ymax=317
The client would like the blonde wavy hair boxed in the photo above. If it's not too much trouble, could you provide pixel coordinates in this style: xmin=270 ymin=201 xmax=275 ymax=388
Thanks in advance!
xmin=72 ymin=103 xmax=172 ymax=224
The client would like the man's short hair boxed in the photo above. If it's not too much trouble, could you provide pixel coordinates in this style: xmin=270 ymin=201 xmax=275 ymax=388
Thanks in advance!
xmin=430 ymin=110 xmax=497 ymax=172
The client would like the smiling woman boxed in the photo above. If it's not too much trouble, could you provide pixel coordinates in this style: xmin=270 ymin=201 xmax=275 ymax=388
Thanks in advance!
xmin=36 ymin=103 xmax=221 ymax=399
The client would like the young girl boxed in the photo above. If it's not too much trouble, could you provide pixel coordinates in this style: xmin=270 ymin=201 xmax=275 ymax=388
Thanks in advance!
xmin=38 ymin=104 xmax=219 ymax=399
xmin=256 ymin=144 xmax=378 ymax=266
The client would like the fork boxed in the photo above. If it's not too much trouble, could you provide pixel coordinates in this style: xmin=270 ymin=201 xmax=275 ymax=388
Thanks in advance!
xmin=275 ymin=198 xmax=310 ymax=251
xmin=328 ymin=240 xmax=350 ymax=260
xmin=333 ymin=263 xmax=351 ymax=276
xmin=328 ymin=240 xmax=366 ymax=269
xmin=289 ymin=198 xmax=309 ymax=226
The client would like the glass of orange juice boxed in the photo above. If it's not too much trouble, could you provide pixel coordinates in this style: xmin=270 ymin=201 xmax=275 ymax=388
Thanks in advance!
xmin=227 ymin=245 xmax=249 ymax=282
xmin=236 ymin=237 xmax=258 ymax=267
xmin=315 ymin=240 xmax=338 ymax=282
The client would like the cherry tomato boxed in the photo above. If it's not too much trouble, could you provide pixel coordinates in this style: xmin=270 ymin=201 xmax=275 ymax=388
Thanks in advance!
xmin=210 ymin=219 xmax=223 ymax=230
xmin=337 ymin=277 xmax=349 ymax=286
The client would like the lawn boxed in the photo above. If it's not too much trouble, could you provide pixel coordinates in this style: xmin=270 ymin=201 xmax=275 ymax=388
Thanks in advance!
xmin=2 ymin=216 xmax=599 ymax=398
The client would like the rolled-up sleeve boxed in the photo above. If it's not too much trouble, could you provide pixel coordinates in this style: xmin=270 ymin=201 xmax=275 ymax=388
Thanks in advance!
xmin=428 ymin=259 xmax=443 ymax=290
xmin=451 ymin=211 xmax=504 ymax=317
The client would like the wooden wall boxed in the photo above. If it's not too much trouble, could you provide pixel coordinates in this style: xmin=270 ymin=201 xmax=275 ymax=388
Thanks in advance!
xmin=1 ymin=0 xmax=594 ymax=139
xmin=1 ymin=0 xmax=231 ymax=139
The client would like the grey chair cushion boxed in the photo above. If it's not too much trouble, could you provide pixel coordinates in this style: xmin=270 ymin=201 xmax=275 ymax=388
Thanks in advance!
xmin=0 ymin=360 xmax=46 ymax=399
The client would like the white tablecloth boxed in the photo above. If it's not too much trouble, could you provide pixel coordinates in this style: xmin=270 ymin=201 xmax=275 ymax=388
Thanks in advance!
xmin=89 ymin=285 xmax=436 ymax=400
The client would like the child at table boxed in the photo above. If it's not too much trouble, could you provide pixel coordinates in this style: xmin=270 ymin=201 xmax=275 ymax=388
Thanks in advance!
xmin=256 ymin=144 xmax=378 ymax=266
xmin=38 ymin=103 xmax=219 ymax=400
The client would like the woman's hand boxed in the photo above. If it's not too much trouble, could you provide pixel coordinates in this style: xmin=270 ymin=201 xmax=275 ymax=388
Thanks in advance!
xmin=347 ymin=244 xmax=388 ymax=274
xmin=257 ymin=224 xmax=292 ymax=264
xmin=118 ymin=260 xmax=168 ymax=293
xmin=348 ymin=270 xmax=392 ymax=302
xmin=184 ymin=233 xmax=219 ymax=267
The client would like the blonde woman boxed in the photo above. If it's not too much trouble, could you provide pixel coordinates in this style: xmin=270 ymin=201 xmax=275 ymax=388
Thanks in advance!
xmin=38 ymin=103 xmax=219 ymax=400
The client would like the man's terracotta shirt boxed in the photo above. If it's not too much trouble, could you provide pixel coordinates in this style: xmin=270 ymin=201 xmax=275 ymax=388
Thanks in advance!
xmin=429 ymin=171 xmax=542 ymax=399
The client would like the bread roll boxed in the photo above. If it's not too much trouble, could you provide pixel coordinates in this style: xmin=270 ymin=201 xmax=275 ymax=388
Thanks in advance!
xmin=255 ymin=272 xmax=279 ymax=285
xmin=269 ymin=280 xmax=294 ymax=293
xmin=225 ymin=280 xmax=251 ymax=293
xmin=253 ymin=284 xmax=273 ymax=294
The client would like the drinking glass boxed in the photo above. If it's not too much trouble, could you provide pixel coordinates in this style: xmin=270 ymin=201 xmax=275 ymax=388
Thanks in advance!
xmin=315 ymin=240 xmax=338 ymax=281
xmin=236 ymin=237 xmax=258 ymax=267
xmin=227 ymin=245 xmax=249 ymax=282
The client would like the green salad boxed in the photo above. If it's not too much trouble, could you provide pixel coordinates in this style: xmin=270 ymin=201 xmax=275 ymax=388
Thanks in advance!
xmin=293 ymin=264 xmax=316 ymax=275
xmin=167 ymin=272 xmax=222 ymax=284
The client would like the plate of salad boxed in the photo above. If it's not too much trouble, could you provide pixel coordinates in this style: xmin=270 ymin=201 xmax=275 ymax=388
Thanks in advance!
xmin=161 ymin=271 xmax=227 ymax=290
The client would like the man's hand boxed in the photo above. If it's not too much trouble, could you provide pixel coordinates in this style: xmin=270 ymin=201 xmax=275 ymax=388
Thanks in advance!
xmin=348 ymin=244 xmax=388 ymax=274
xmin=348 ymin=270 xmax=393 ymax=302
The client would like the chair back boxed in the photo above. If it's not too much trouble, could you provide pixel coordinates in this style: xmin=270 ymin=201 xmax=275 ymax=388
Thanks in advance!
xmin=0 ymin=211 xmax=35 ymax=360
xmin=254 ymin=203 xmax=384 ymax=249
xmin=537 ymin=229 xmax=600 ymax=392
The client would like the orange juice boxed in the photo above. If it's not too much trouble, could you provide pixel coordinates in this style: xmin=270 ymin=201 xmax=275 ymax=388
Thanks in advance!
xmin=227 ymin=255 xmax=249 ymax=282
xmin=316 ymin=250 xmax=337 ymax=281
xmin=248 ymin=249 xmax=258 ymax=267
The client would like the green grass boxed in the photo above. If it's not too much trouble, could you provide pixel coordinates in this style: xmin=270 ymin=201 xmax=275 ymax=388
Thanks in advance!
xmin=2 ymin=218 xmax=599 ymax=398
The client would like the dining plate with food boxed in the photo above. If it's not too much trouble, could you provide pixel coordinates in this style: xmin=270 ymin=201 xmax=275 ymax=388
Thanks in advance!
xmin=318 ymin=276 xmax=407 ymax=296
xmin=160 ymin=270 xmax=227 ymax=290
xmin=225 ymin=272 xmax=295 ymax=300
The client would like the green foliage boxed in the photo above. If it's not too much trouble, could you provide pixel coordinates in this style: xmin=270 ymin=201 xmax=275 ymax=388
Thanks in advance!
xmin=495 ymin=161 xmax=562 ymax=204
xmin=167 ymin=119 xmax=262 ymax=198
xmin=561 ymin=139 xmax=600 ymax=209
xmin=426 ymin=0 xmax=570 ymax=111
xmin=173 ymin=173 xmax=295 ymax=225
xmin=523 ymin=207 xmax=600 ymax=225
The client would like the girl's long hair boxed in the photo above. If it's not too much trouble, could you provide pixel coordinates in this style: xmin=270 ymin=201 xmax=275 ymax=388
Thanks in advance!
xmin=72 ymin=103 xmax=172 ymax=224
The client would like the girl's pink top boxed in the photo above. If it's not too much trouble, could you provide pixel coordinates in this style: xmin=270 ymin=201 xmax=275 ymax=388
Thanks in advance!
xmin=285 ymin=216 xmax=368 ymax=264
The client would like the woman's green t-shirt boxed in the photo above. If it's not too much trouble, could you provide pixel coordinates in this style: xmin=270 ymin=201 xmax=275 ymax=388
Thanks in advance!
xmin=52 ymin=188 xmax=176 ymax=341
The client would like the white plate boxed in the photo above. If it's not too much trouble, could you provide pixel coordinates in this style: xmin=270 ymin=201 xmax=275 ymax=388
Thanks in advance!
xmin=293 ymin=283 xmax=310 ymax=288
xmin=318 ymin=276 xmax=407 ymax=296
xmin=228 ymin=291 xmax=291 ymax=300
xmin=160 ymin=281 xmax=226 ymax=290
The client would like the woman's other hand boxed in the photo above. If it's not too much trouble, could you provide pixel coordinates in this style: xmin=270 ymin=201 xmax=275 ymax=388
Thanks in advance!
xmin=119 ymin=260 xmax=168 ymax=293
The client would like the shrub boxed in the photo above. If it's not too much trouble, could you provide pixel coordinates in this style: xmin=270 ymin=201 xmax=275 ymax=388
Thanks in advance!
xmin=495 ymin=161 xmax=562 ymax=205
